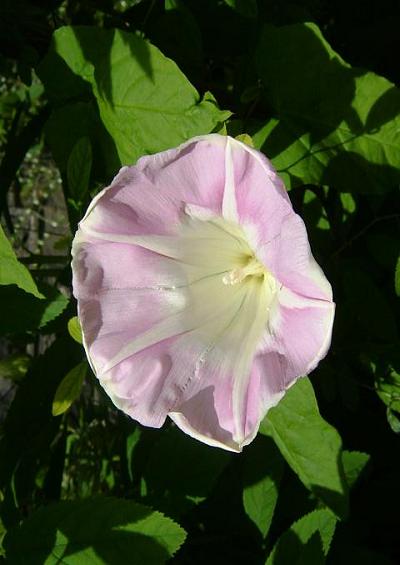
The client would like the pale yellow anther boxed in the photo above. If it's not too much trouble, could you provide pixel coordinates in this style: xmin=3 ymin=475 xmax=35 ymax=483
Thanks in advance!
xmin=222 ymin=256 xmax=266 ymax=286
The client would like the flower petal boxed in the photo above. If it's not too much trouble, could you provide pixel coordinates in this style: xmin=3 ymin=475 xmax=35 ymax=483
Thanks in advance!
xmin=170 ymin=279 xmax=273 ymax=451
xmin=261 ymin=213 xmax=333 ymax=301
xmin=226 ymin=138 xmax=292 ymax=250
xmin=260 ymin=287 xmax=335 ymax=388
xmin=80 ymin=135 xmax=228 ymax=239
xmin=222 ymin=136 xmax=239 ymax=223
xmin=71 ymin=134 xmax=335 ymax=452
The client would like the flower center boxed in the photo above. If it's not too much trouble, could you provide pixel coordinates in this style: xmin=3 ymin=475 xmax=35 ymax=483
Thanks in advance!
xmin=222 ymin=255 xmax=266 ymax=286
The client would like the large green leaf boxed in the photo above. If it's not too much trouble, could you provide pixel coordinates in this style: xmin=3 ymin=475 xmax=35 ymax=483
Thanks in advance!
xmin=4 ymin=497 xmax=186 ymax=564
xmin=0 ymin=224 xmax=42 ymax=298
xmin=260 ymin=378 xmax=348 ymax=519
xmin=40 ymin=26 xmax=230 ymax=165
xmin=255 ymin=23 xmax=400 ymax=193
xmin=242 ymin=435 xmax=284 ymax=537
xmin=265 ymin=509 xmax=337 ymax=564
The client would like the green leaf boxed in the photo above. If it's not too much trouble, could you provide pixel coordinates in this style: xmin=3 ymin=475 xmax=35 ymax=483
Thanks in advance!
xmin=0 ymin=354 xmax=30 ymax=382
xmin=386 ymin=407 xmax=400 ymax=433
xmin=235 ymin=133 xmax=254 ymax=147
xmin=0 ymin=224 xmax=43 ymax=298
xmin=42 ymin=26 xmax=230 ymax=165
xmin=0 ymin=286 xmax=69 ymax=335
xmin=44 ymin=101 xmax=120 ymax=177
xmin=260 ymin=378 xmax=348 ymax=519
xmin=265 ymin=509 xmax=336 ymax=564
xmin=126 ymin=427 xmax=142 ymax=483
xmin=4 ymin=497 xmax=186 ymax=564
xmin=375 ymin=367 xmax=400 ymax=413
xmin=67 ymin=136 xmax=92 ymax=203
xmin=255 ymin=23 xmax=400 ymax=193
xmin=224 ymin=0 xmax=258 ymax=18
xmin=395 ymin=255 xmax=400 ymax=297
xmin=342 ymin=451 xmax=370 ymax=489
xmin=242 ymin=435 xmax=284 ymax=537
xmin=52 ymin=361 xmax=87 ymax=417
xmin=68 ymin=316 xmax=83 ymax=344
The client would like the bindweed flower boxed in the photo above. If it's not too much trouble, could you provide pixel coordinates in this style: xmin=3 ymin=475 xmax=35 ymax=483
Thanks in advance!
xmin=72 ymin=135 xmax=334 ymax=452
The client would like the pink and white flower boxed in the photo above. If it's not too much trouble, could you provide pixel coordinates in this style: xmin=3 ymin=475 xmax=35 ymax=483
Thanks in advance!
xmin=72 ymin=135 xmax=335 ymax=452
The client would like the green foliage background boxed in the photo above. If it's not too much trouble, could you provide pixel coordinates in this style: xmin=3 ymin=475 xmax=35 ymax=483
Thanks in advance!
xmin=0 ymin=0 xmax=399 ymax=563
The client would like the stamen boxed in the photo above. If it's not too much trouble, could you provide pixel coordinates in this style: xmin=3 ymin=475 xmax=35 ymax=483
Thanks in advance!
xmin=222 ymin=256 xmax=266 ymax=285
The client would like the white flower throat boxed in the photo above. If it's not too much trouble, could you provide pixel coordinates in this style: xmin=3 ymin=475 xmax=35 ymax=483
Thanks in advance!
xmin=178 ymin=211 xmax=277 ymax=300
xmin=222 ymin=255 xmax=267 ymax=286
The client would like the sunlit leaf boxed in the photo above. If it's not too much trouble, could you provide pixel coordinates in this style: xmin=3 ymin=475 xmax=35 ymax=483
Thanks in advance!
xmin=52 ymin=361 xmax=87 ymax=417
xmin=40 ymin=26 xmax=230 ymax=166
xmin=255 ymin=23 xmax=400 ymax=193
xmin=265 ymin=509 xmax=337 ymax=564
xmin=342 ymin=450 xmax=370 ymax=489
xmin=242 ymin=435 xmax=283 ymax=537
xmin=375 ymin=367 xmax=400 ymax=413
xmin=4 ymin=497 xmax=186 ymax=564
xmin=235 ymin=133 xmax=254 ymax=147
xmin=386 ymin=407 xmax=400 ymax=434
xmin=0 ymin=224 xmax=43 ymax=298
xmin=68 ymin=316 xmax=83 ymax=344
xmin=260 ymin=378 xmax=348 ymax=519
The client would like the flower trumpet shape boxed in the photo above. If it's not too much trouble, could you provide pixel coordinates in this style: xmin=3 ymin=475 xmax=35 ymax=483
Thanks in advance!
xmin=72 ymin=135 xmax=334 ymax=452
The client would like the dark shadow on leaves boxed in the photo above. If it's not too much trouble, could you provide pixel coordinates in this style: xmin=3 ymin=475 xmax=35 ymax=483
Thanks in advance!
xmin=311 ymin=449 xmax=349 ymax=521
xmin=242 ymin=434 xmax=283 ymax=489
xmin=38 ymin=43 xmax=120 ymax=180
xmin=37 ymin=49 xmax=92 ymax=104
xmin=321 ymin=151 xmax=400 ymax=195
xmin=4 ymin=498 xmax=174 ymax=565
xmin=258 ymin=24 xmax=360 ymax=158
xmin=71 ymin=26 xmax=154 ymax=106
xmin=366 ymin=85 xmax=400 ymax=132
xmin=142 ymin=423 xmax=231 ymax=519
xmin=270 ymin=529 xmax=326 ymax=564
xmin=257 ymin=24 xmax=400 ymax=193
xmin=0 ymin=338 xmax=82 ymax=529
xmin=61 ymin=529 xmax=170 ymax=564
